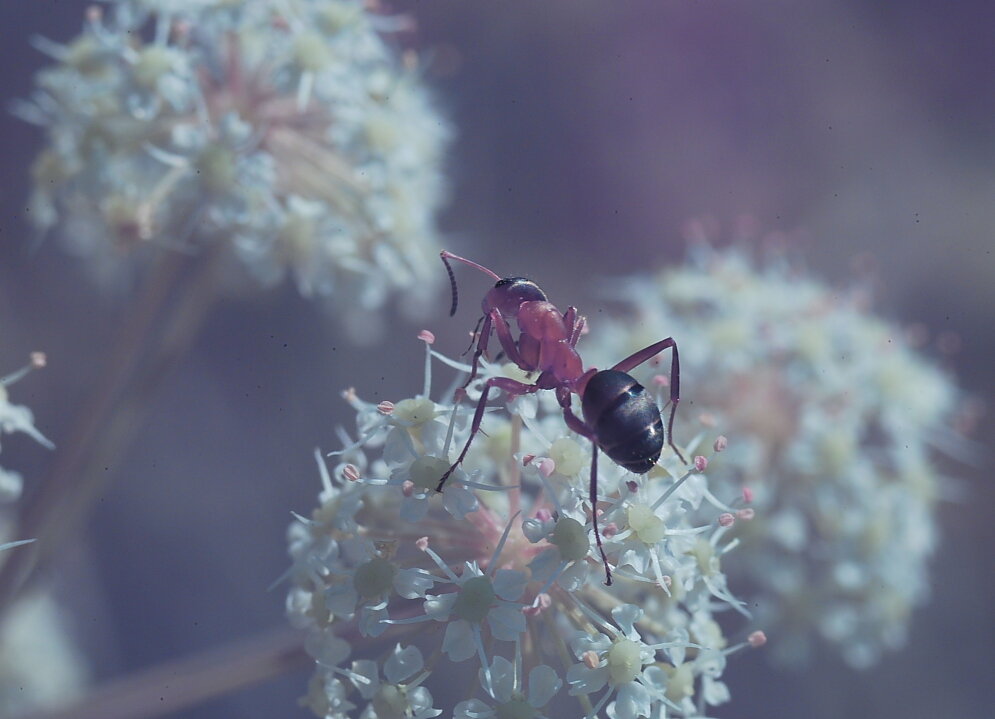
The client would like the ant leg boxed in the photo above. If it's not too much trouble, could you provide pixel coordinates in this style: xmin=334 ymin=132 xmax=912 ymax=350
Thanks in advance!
xmin=612 ymin=337 xmax=686 ymax=464
xmin=491 ymin=309 xmax=531 ymax=370
xmin=563 ymin=306 xmax=587 ymax=348
xmin=590 ymin=443 xmax=612 ymax=586
xmin=437 ymin=376 xmax=540 ymax=491
xmin=556 ymin=392 xmax=613 ymax=585
xmin=460 ymin=315 xmax=485 ymax=357
xmin=461 ymin=313 xmax=493 ymax=390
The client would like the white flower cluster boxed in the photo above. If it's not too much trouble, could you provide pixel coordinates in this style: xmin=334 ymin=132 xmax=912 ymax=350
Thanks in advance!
xmin=286 ymin=336 xmax=762 ymax=719
xmin=18 ymin=0 xmax=450 ymax=340
xmin=598 ymin=246 xmax=959 ymax=668
xmin=0 ymin=353 xmax=52 ymax=504
xmin=0 ymin=356 xmax=84 ymax=716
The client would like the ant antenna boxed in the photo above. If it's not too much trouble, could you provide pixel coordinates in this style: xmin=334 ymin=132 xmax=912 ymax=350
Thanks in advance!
xmin=440 ymin=251 xmax=502 ymax=317
xmin=441 ymin=253 xmax=459 ymax=316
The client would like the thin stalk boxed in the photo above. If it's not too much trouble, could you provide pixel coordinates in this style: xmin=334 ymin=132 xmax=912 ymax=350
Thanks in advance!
xmin=0 ymin=251 xmax=185 ymax=610
xmin=0 ymin=247 xmax=222 ymax=612
xmin=18 ymin=628 xmax=308 ymax=719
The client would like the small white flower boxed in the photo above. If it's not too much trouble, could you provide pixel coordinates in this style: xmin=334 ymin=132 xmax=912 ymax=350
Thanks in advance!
xmin=0 ymin=354 xmax=52 ymax=503
xmin=349 ymin=645 xmax=441 ymax=719
xmin=454 ymin=655 xmax=561 ymax=719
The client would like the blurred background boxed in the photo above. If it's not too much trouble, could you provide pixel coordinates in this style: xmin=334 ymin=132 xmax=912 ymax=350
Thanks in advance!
xmin=0 ymin=1 xmax=991 ymax=717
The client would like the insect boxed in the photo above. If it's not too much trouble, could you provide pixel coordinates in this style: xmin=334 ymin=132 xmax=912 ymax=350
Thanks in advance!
xmin=437 ymin=250 xmax=686 ymax=585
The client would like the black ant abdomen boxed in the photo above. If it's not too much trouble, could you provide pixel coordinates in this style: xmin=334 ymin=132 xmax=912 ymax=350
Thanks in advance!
xmin=581 ymin=369 xmax=664 ymax=474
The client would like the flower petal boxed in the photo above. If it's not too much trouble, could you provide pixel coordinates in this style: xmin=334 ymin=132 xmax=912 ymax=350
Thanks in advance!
xmin=488 ymin=655 xmax=515 ymax=702
xmin=527 ymin=664 xmax=562 ymax=708
xmin=488 ymin=602 xmax=526 ymax=641
xmin=492 ymin=569 xmax=528 ymax=601
xmin=443 ymin=619 xmax=476 ymax=661
xmin=384 ymin=643 xmax=424 ymax=684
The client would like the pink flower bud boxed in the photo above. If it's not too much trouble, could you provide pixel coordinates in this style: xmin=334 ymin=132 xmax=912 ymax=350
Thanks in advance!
xmin=523 ymin=593 xmax=551 ymax=616
xmin=718 ymin=513 xmax=735 ymax=527
xmin=602 ymin=522 xmax=619 ymax=539
xmin=415 ymin=537 xmax=429 ymax=551
xmin=737 ymin=508 xmax=755 ymax=521
xmin=535 ymin=508 xmax=553 ymax=522
xmin=377 ymin=400 xmax=395 ymax=415
xmin=418 ymin=329 xmax=436 ymax=344
xmin=341 ymin=464 xmax=360 ymax=482
xmin=748 ymin=630 xmax=767 ymax=648
xmin=694 ymin=455 xmax=708 ymax=472
xmin=713 ymin=435 xmax=728 ymax=452
xmin=30 ymin=352 xmax=47 ymax=369
xmin=582 ymin=650 xmax=600 ymax=669
xmin=402 ymin=480 xmax=416 ymax=497
xmin=742 ymin=487 xmax=754 ymax=504
xmin=538 ymin=458 xmax=556 ymax=478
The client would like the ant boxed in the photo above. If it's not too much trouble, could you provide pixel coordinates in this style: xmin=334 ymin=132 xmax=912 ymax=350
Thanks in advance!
xmin=436 ymin=250 xmax=685 ymax=585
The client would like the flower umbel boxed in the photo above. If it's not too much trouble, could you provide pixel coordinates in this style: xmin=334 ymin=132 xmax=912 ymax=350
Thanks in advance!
xmin=286 ymin=334 xmax=760 ymax=717
xmin=18 ymin=0 xmax=451 ymax=340
xmin=599 ymin=243 xmax=962 ymax=668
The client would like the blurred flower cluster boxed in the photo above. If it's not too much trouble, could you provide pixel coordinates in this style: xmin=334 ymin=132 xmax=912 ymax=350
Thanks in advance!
xmin=0 ymin=354 xmax=88 ymax=715
xmin=597 ymin=245 xmax=959 ymax=668
xmin=285 ymin=337 xmax=763 ymax=718
xmin=0 ymin=353 xmax=52 ymax=505
xmin=17 ymin=0 xmax=450 ymax=340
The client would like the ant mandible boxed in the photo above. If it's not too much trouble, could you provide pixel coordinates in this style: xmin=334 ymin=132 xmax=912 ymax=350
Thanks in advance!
xmin=436 ymin=250 xmax=686 ymax=585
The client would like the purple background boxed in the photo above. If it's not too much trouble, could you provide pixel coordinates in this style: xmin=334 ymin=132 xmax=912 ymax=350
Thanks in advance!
xmin=0 ymin=1 xmax=992 ymax=717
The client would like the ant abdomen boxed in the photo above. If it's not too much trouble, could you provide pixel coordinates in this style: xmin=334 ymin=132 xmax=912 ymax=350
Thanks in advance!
xmin=581 ymin=369 xmax=664 ymax=474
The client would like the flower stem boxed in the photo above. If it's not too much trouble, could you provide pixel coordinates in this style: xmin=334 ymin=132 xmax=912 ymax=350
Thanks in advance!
xmin=17 ymin=628 xmax=309 ymax=719
xmin=0 ymin=246 xmax=222 ymax=613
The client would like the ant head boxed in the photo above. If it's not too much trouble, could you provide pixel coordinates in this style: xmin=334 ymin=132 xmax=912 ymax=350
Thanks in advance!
xmin=486 ymin=277 xmax=548 ymax=316
xmin=440 ymin=250 xmax=547 ymax=317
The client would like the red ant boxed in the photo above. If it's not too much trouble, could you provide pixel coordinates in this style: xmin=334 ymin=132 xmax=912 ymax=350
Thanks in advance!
xmin=437 ymin=251 xmax=685 ymax=585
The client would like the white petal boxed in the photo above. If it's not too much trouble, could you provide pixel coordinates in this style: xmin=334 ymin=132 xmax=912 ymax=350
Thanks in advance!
xmin=394 ymin=567 xmax=435 ymax=598
xmin=400 ymin=495 xmax=430 ymax=522
xmin=611 ymin=604 xmax=643 ymax=639
xmin=443 ymin=619 xmax=476 ymax=661
xmin=454 ymin=699 xmax=495 ymax=719
xmin=492 ymin=569 xmax=528 ymax=601
xmin=488 ymin=655 xmax=515 ymax=702
xmin=557 ymin=560 xmax=590 ymax=592
xmin=488 ymin=602 xmax=526 ymax=641
xmin=612 ymin=682 xmax=650 ymax=719
xmin=358 ymin=605 xmax=389 ymax=637
xmin=305 ymin=631 xmax=350 ymax=667
xmin=383 ymin=427 xmax=415 ymax=466
xmin=324 ymin=583 xmax=358 ymax=616
xmin=443 ymin=484 xmax=478 ymax=519
xmin=566 ymin=664 xmax=608 ymax=696
xmin=527 ymin=664 xmax=562 ymax=708
xmin=527 ymin=547 xmax=559 ymax=581
xmin=640 ymin=665 xmax=668 ymax=693
xmin=424 ymin=592 xmax=457 ymax=620
xmin=349 ymin=659 xmax=380 ymax=699
xmin=703 ymin=676 xmax=731 ymax=706
xmin=384 ymin=644 xmax=423 ymax=684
